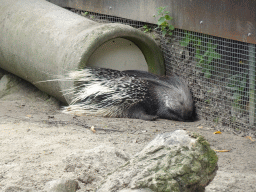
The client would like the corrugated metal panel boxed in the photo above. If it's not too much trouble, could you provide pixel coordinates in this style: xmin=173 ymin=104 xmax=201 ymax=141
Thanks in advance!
xmin=48 ymin=0 xmax=256 ymax=44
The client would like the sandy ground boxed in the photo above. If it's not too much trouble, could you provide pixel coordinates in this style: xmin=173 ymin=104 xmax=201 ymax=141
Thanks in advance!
xmin=0 ymin=70 xmax=256 ymax=192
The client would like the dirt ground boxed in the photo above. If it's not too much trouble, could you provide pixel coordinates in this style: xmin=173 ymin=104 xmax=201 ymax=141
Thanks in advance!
xmin=0 ymin=70 xmax=256 ymax=192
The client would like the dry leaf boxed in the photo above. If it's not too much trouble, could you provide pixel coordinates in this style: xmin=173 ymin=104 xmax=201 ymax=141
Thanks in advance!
xmin=67 ymin=107 xmax=71 ymax=111
xmin=214 ymin=149 xmax=230 ymax=152
xmin=197 ymin=126 xmax=203 ymax=129
xmin=90 ymin=126 xmax=96 ymax=133
xmin=214 ymin=131 xmax=222 ymax=134
xmin=245 ymin=136 xmax=255 ymax=142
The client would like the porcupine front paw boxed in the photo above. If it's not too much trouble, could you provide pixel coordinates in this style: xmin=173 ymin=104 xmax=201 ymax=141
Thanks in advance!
xmin=142 ymin=114 xmax=159 ymax=121
xmin=127 ymin=105 xmax=158 ymax=121
xmin=130 ymin=113 xmax=158 ymax=121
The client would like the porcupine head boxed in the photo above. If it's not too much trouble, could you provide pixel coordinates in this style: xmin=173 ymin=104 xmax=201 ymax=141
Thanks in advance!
xmin=149 ymin=75 xmax=194 ymax=121
xmin=122 ymin=69 xmax=195 ymax=121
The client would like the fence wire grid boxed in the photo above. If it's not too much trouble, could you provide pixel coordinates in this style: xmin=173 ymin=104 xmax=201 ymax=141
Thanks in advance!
xmin=68 ymin=8 xmax=256 ymax=135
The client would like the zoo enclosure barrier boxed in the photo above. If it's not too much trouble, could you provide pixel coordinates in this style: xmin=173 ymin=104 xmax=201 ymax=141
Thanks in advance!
xmin=48 ymin=0 xmax=256 ymax=134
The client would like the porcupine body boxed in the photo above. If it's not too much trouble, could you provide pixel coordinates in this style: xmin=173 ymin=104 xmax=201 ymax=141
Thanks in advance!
xmin=63 ymin=67 xmax=195 ymax=121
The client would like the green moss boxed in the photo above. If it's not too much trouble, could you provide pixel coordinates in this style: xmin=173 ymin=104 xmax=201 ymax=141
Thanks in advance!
xmin=192 ymin=133 xmax=218 ymax=174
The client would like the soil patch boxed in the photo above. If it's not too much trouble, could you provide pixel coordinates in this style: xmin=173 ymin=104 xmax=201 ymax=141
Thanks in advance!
xmin=0 ymin=70 xmax=256 ymax=191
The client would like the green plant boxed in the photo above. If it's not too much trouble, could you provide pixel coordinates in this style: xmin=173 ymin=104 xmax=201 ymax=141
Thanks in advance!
xmin=154 ymin=7 xmax=175 ymax=37
xmin=81 ymin=11 xmax=89 ymax=16
xmin=143 ymin=25 xmax=152 ymax=33
xmin=213 ymin=117 xmax=219 ymax=123
xmin=227 ymin=73 xmax=248 ymax=110
xmin=180 ymin=31 xmax=221 ymax=78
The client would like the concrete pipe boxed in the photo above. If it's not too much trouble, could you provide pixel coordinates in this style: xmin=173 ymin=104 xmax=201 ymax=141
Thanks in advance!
xmin=0 ymin=0 xmax=165 ymax=103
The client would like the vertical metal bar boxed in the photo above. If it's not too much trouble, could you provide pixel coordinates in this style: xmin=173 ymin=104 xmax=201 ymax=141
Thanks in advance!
xmin=249 ymin=44 xmax=256 ymax=126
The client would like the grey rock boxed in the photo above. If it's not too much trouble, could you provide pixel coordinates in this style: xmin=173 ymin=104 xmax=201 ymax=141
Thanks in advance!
xmin=62 ymin=145 xmax=131 ymax=191
xmin=119 ymin=189 xmax=153 ymax=192
xmin=44 ymin=179 xmax=79 ymax=192
xmin=0 ymin=75 xmax=9 ymax=92
xmin=64 ymin=164 xmax=76 ymax=172
xmin=4 ymin=186 xmax=23 ymax=192
xmin=4 ymin=186 xmax=34 ymax=192
xmin=97 ymin=130 xmax=218 ymax=192
xmin=138 ymin=130 xmax=197 ymax=153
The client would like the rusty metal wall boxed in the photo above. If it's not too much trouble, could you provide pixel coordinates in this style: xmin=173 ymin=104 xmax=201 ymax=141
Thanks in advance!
xmin=47 ymin=0 xmax=256 ymax=45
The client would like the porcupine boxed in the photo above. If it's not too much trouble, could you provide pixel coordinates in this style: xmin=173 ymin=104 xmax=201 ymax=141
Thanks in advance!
xmin=62 ymin=67 xmax=195 ymax=121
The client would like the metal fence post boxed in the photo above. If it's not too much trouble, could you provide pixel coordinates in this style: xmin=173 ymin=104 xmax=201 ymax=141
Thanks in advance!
xmin=249 ymin=44 xmax=256 ymax=126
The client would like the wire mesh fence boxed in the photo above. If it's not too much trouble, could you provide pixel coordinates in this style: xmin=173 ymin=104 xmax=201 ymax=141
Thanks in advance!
xmin=163 ymin=30 xmax=256 ymax=133
xmin=68 ymin=8 xmax=256 ymax=134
